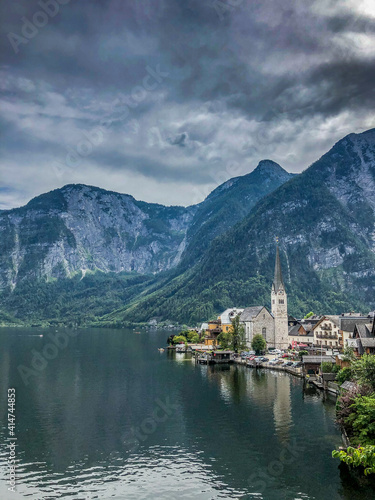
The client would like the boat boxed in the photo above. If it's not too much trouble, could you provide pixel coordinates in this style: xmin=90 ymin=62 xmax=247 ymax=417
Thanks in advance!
xmin=158 ymin=348 xmax=165 ymax=352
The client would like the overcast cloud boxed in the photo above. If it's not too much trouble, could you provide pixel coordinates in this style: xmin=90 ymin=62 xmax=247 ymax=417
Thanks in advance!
xmin=1 ymin=0 xmax=375 ymax=209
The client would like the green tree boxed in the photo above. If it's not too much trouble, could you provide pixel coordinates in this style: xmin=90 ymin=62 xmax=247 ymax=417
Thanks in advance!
xmin=189 ymin=333 xmax=200 ymax=343
xmin=173 ymin=335 xmax=187 ymax=344
xmin=230 ymin=315 xmax=246 ymax=353
xmin=304 ymin=311 xmax=314 ymax=319
xmin=217 ymin=331 xmax=231 ymax=350
xmin=352 ymin=354 xmax=375 ymax=390
xmin=252 ymin=334 xmax=267 ymax=355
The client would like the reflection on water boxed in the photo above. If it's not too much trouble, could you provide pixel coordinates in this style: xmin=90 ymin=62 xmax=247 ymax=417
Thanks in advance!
xmin=0 ymin=328 xmax=371 ymax=499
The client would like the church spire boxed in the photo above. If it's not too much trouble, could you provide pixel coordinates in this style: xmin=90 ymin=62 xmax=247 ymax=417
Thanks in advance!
xmin=272 ymin=242 xmax=284 ymax=292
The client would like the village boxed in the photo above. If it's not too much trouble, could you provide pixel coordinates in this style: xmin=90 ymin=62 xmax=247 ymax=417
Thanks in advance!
xmin=166 ymin=245 xmax=375 ymax=394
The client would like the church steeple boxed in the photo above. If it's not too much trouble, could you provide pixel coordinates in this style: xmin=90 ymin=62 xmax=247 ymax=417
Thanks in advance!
xmin=272 ymin=245 xmax=285 ymax=293
xmin=271 ymin=240 xmax=289 ymax=350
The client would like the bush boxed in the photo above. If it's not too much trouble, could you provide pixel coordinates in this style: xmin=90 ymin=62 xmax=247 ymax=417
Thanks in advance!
xmin=352 ymin=355 xmax=375 ymax=391
xmin=298 ymin=350 xmax=309 ymax=358
xmin=332 ymin=446 xmax=375 ymax=475
xmin=346 ymin=396 xmax=375 ymax=446
xmin=336 ymin=385 xmax=373 ymax=433
xmin=337 ymin=367 xmax=353 ymax=385
xmin=321 ymin=361 xmax=335 ymax=373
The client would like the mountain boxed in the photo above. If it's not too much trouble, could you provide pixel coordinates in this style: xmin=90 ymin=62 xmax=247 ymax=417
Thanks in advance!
xmin=0 ymin=163 xmax=293 ymax=325
xmin=107 ymin=128 xmax=375 ymax=325
xmin=179 ymin=160 xmax=294 ymax=268
xmin=0 ymin=184 xmax=196 ymax=290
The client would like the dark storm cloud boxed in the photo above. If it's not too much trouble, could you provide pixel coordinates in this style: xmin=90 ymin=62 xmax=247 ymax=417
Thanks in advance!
xmin=0 ymin=0 xmax=375 ymax=208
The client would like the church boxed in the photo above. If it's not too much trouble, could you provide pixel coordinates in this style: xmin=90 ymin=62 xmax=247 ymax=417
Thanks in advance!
xmin=204 ymin=244 xmax=290 ymax=350
xmin=240 ymin=244 xmax=289 ymax=350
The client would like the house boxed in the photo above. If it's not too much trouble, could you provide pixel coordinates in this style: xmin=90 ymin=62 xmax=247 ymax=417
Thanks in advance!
xmin=204 ymin=308 xmax=244 ymax=347
xmin=204 ymin=320 xmax=222 ymax=346
xmin=312 ymin=316 xmax=341 ymax=348
xmin=353 ymin=320 xmax=375 ymax=356
xmin=339 ymin=314 xmax=373 ymax=348
xmin=220 ymin=308 xmax=244 ymax=333
xmin=302 ymin=355 xmax=335 ymax=375
xmin=288 ymin=322 xmax=314 ymax=348
xmin=199 ymin=322 xmax=209 ymax=333
xmin=240 ymin=306 xmax=274 ymax=348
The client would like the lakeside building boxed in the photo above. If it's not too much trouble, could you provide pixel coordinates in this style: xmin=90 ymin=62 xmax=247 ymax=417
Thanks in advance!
xmin=241 ymin=306 xmax=274 ymax=347
xmin=311 ymin=314 xmax=373 ymax=349
xmin=288 ymin=322 xmax=314 ymax=348
xmin=204 ymin=320 xmax=221 ymax=346
xmin=220 ymin=308 xmax=244 ymax=333
xmin=312 ymin=316 xmax=341 ymax=348
xmin=352 ymin=320 xmax=375 ymax=356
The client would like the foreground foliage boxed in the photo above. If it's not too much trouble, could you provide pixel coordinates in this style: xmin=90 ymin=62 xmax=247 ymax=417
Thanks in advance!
xmin=332 ymin=446 xmax=375 ymax=476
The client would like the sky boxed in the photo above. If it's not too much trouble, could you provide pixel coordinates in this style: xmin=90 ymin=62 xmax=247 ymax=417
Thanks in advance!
xmin=1 ymin=0 xmax=375 ymax=209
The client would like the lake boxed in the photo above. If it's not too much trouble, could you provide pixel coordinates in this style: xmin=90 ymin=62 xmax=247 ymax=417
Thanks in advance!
xmin=0 ymin=327 xmax=370 ymax=499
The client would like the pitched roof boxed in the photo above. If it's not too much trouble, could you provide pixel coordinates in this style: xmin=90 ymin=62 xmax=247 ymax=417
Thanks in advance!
xmin=340 ymin=317 xmax=370 ymax=333
xmin=240 ymin=306 xmax=265 ymax=322
xmin=355 ymin=323 xmax=373 ymax=339
xmin=220 ymin=308 xmax=244 ymax=324
xmin=312 ymin=315 xmax=340 ymax=330
xmin=302 ymin=355 xmax=335 ymax=363
xmin=288 ymin=324 xmax=301 ymax=336
xmin=272 ymin=245 xmax=284 ymax=292
xmin=361 ymin=338 xmax=375 ymax=348
xmin=341 ymin=381 xmax=357 ymax=391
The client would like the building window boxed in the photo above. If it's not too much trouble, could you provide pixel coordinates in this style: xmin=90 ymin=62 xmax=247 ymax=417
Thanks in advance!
xmin=262 ymin=327 xmax=266 ymax=338
xmin=279 ymin=299 xmax=284 ymax=304
xmin=272 ymin=300 xmax=275 ymax=304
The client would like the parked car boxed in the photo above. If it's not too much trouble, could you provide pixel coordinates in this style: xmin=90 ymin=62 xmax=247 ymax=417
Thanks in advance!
xmin=261 ymin=357 xmax=269 ymax=362
xmin=271 ymin=349 xmax=282 ymax=354
xmin=281 ymin=353 xmax=290 ymax=358
xmin=283 ymin=361 xmax=294 ymax=367
xmin=292 ymin=362 xmax=302 ymax=368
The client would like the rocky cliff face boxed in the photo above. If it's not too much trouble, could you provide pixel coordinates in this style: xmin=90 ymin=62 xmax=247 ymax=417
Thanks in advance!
xmin=0 ymin=184 xmax=195 ymax=290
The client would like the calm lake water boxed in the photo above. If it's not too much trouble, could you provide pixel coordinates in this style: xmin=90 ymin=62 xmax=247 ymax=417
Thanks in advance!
xmin=0 ymin=327 xmax=371 ymax=499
